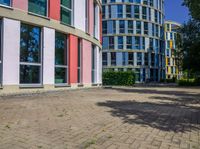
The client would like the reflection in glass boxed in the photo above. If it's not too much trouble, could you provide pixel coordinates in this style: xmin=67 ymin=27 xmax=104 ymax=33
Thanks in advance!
xmin=20 ymin=65 xmax=40 ymax=84
xmin=28 ymin=0 xmax=47 ymax=16
xmin=0 ymin=0 xmax=11 ymax=6
xmin=55 ymin=67 xmax=67 ymax=84
xmin=20 ymin=24 xmax=41 ymax=63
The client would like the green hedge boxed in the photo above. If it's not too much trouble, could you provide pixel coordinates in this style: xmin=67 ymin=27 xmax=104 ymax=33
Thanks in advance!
xmin=178 ymin=78 xmax=200 ymax=86
xmin=103 ymin=71 xmax=135 ymax=86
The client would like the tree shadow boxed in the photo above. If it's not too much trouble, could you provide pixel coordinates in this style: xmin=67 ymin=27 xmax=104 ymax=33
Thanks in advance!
xmin=97 ymin=100 xmax=200 ymax=132
xmin=108 ymin=87 xmax=200 ymax=99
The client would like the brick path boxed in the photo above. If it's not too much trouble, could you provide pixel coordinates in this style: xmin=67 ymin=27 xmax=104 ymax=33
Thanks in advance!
xmin=0 ymin=87 xmax=199 ymax=149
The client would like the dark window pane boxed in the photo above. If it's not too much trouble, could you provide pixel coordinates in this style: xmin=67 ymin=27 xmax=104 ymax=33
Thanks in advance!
xmin=28 ymin=0 xmax=47 ymax=16
xmin=20 ymin=24 xmax=41 ymax=63
xmin=61 ymin=0 xmax=71 ymax=8
xmin=0 ymin=0 xmax=11 ymax=6
xmin=55 ymin=67 xmax=67 ymax=84
xmin=20 ymin=65 xmax=40 ymax=84
xmin=55 ymin=32 xmax=67 ymax=65
xmin=61 ymin=7 xmax=72 ymax=25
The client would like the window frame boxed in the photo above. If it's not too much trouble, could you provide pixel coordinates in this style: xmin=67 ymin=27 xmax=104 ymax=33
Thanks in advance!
xmin=0 ymin=19 xmax=2 ymax=86
xmin=28 ymin=0 xmax=49 ymax=17
xmin=54 ymin=31 xmax=69 ymax=86
xmin=60 ymin=0 xmax=74 ymax=26
xmin=19 ymin=23 xmax=43 ymax=87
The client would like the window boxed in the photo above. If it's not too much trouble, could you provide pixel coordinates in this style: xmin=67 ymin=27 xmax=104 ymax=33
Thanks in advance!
xmin=126 ymin=5 xmax=132 ymax=18
xmin=118 ymin=36 xmax=123 ymax=49
xmin=151 ymin=53 xmax=155 ymax=66
xmin=0 ymin=20 xmax=2 ymax=84
xmin=111 ymin=52 xmax=116 ymax=66
xmin=61 ymin=0 xmax=73 ymax=25
xmin=137 ymin=53 xmax=142 ymax=65
xmin=55 ymin=32 xmax=68 ymax=84
xmin=150 ymin=0 xmax=154 ymax=6
xmin=144 ymin=22 xmax=148 ymax=35
xmin=102 ymin=21 xmax=107 ymax=34
xmin=143 ymin=0 xmax=148 ymax=5
xmin=92 ymin=45 xmax=96 ymax=83
xmin=112 ymin=21 xmax=116 ymax=33
xmin=155 ymin=10 xmax=158 ymax=23
xmin=102 ymin=53 xmax=107 ymax=66
xmin=135 ymin=37 xmax=140 ymax=49
xmin=20 ymin=24 xmax=42 ymax=85
xmin=134 ymin=5 xmax=140 ymax=19
xmin=149 ymin=38 xmax=153 ymax=50
xmin=109 ymin=36 xmax=114 ymax=49
xmin=102 ymin=6 xmax=105 ymax=19
xmin=119 ymin=20 xmax=125 ymax=33
xmin=128 ymin=21 xmax=134 ymax=33
xmin=108 ymin=5 xmax=111 ymax=18
xmin=117 ymin=5 xmax=123 ymax=18
xmin=0 ymin=0 xmax=11 ymax=6
xmin=142 ymin=7 xmax=147 ymax=20
xmin=145 ymin=53 xmax=148 ymax=66
xmin=142 ymin=37 xmax=145 ymax=49
xmin=28 ymin=0 xmax=48 ymax=16
xmin=136 ymin=21 xmax=141 ymax=34
xmin=128 ymin=53 xmax=134 ymax=65
xmin=78 ymin=38 xmax=82 ymax=84
xmin=149 ymin=8 xmax=151 ymax=21
xmin=126 ymin=36 xmax=132 ymax=49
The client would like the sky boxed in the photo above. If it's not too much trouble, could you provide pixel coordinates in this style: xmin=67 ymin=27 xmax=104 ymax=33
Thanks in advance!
xmin=165 ymin=0 xmax=190 ymax=24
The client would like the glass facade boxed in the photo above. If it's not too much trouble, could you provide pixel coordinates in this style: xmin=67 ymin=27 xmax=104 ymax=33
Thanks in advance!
xmin=28 ymin=0 xmax=48 ymax=16
xmin=102 ymin=0 xmax=165 ymax=82
xmin=20 ymin=24 xmax=42 ymax=84
xmin=55 ymin=32 xmax=68 ymax=84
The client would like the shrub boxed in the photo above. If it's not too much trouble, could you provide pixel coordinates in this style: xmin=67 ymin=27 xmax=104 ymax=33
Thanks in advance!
xmin=103 ymin=71 xmax=135 ymax=86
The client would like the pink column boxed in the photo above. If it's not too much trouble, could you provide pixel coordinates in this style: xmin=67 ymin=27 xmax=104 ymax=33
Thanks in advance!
xmin=13 ymin=0 xmax=28 ymax=11
xmin=82 ymin=40 xmax=92 ymax=84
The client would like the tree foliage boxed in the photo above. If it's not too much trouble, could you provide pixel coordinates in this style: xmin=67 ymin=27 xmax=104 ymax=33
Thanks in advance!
xmin=183 ymin=0 xmax=200 ymax=21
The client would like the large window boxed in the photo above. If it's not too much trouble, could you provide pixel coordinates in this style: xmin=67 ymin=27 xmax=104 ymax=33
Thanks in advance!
xmin=128 ymin=21 xmax=134 ymax=34
xmin=134 ymin=5 xmax=140 ymax=19
xmin=109 ymin=36 xmax=114 ymax=49
xmin=55 ymin=32 xmax=68 ymax=84
xmin=85 ymin=0 xmax=89 ymax=32
xmin=20 ymin=24 xmax=42 ymax=85
xmin=102 ymin=53 xmax=107 ymax=66
xmin=118 ymin=36 xmax=123 ymax=49
xmin=126 ymin=5 xmax=131 ymax=18
xmin=78 ymin=38 xmax=82 ymax=84
xmin=117 ymin=5 xmax=123 ymax=18
xmin=111 ymin=52 xmax=116 ymax=66
xmin=119 ymin=20 xmax=125 ymax=33
xmin=28 ymin=0 xmax=48 ymax=16
xmin=0 ymin=20 xmax=2 ymax=85
xmin=61 ymin=0 xmax=73 ymax=25
xmin=92 ymin=45 xmax=96 ymax=84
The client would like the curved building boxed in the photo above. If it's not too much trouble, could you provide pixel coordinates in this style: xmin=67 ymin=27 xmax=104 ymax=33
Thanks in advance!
xmin=102 ymin=0 xmax=165 ymax=82
xmin=165 ymin=20 xmax=182 ymax=79
xmin=0 ymin=0 xmax=102 ymax=93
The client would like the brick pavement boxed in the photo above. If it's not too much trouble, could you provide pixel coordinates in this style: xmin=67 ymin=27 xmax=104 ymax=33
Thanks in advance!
xmin=0 ymin=87 xmax=199 ymax=149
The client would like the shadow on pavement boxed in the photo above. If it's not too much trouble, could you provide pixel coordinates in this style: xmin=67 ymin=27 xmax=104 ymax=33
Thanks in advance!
xmin=97 ymin=88 xmax=200 ymax=132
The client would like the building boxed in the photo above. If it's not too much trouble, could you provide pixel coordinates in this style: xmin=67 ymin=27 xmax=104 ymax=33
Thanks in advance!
xmin=165 ymin=21 xmax=181 ymax=79
xmin=102 ymin=0 xmax=165 ymax=82
xmin=0 ymin=0 xmax=102 ymax=93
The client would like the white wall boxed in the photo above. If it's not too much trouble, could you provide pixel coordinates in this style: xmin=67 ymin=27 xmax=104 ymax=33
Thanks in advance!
xmin=43 ymin=27 xmax=55 ymax=85
xmin=2 ymin=18 xmax=20 ymax=85
xmin=74 ymin=0 xmax=86 ymax=32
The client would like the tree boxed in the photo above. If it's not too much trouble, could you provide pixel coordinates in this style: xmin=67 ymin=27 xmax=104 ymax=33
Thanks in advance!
xmin=183 ymin=0 xmax=200 ymax=21
xmin=179 ymin=19 xmax=200 ymax=74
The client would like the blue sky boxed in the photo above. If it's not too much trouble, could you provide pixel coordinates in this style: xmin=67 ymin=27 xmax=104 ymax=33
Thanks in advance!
xmin=165 ymin=0 xmax=190 ymax=24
